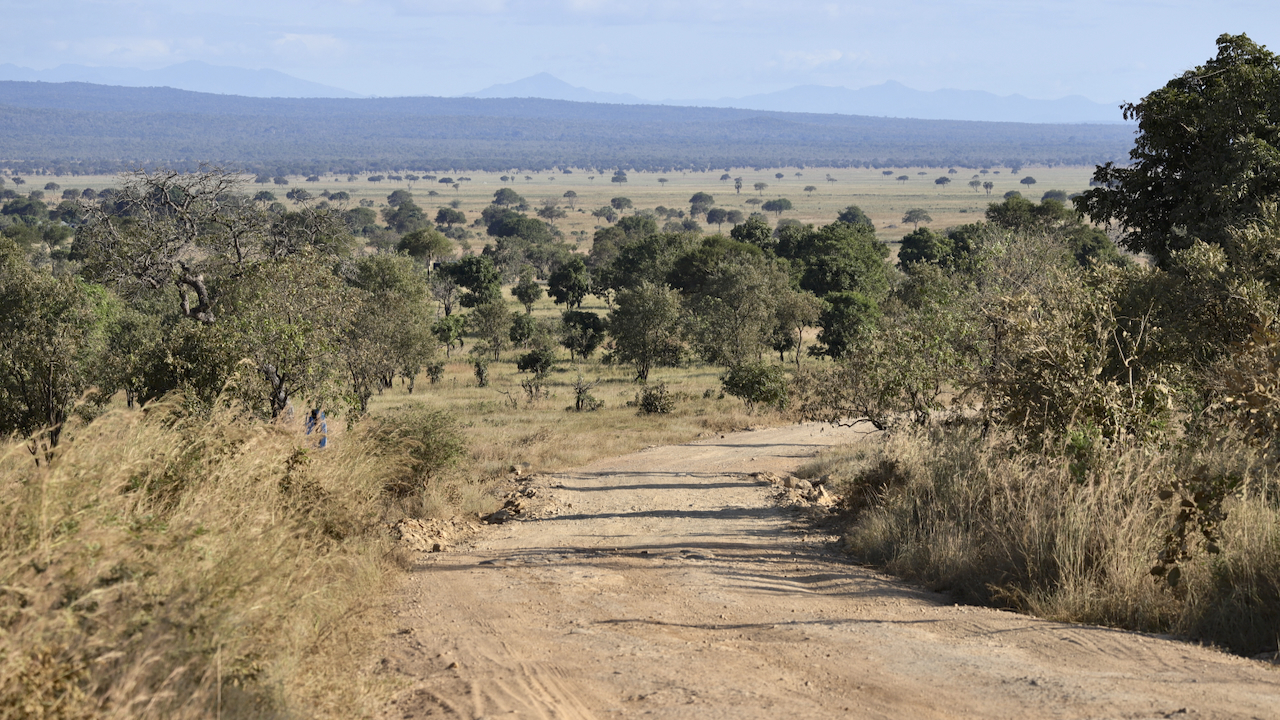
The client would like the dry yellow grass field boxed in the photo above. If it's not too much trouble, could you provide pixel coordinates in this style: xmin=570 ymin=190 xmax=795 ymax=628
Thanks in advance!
xmin=59 ymin=164 xmax=1098 ymax=246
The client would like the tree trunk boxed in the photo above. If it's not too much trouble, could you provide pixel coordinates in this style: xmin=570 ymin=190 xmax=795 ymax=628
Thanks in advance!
xmin=263 ymin=364 xmax=289 ymax=418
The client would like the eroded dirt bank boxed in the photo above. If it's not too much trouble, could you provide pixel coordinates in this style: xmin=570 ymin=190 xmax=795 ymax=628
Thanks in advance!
xmin=378 ymin=423 xmax=1279 ymax=719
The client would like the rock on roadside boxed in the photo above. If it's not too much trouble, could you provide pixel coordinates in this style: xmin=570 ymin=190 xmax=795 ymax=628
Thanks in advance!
xmin=747 ymin=471 xmax=839 ymax=508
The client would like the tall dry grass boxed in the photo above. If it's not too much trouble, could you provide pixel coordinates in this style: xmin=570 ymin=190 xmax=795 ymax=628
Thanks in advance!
xmin=0 ymin=361 xmax=777 ymax=718
xmin=0 ymin=397 xmax=462 ymax=719
xmin=804 ymin=426 xmax=1280 ymax=656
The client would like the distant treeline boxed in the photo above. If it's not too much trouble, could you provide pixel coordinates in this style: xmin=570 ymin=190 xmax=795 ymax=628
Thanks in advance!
xmin=0 ymin=81 xmax=1135 ymax=176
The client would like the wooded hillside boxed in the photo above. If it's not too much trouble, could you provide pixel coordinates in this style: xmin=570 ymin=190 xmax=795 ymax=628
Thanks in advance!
xmin=0 ymin=81 xmax=1134 ymax=175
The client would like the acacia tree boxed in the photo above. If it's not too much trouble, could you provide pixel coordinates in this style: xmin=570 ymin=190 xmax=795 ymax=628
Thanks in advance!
xmin=442 ymin=255 xmax=502 ymax=307
xmin=902 ymin=209 xmax=932 ymax=229
xmin=493 ymin=187 xmax=524 ymax=207
xmin=79 ymin=168 xmax=255 ymax=324
xmin=383 ymin=200 xmax=429 ymax=233
xmin=80 ymin=168 xmax=354 ymax=325
xmin=560 ymin=310 xmax=607 ymax=360
xmin=761 ymin=198 xmax=792 ymax=217
xmin=772 ymin=287 xmax=823 ymax=368
xmin=76 ymin=168 xmax=358 ymax=417
xmin=689 ymin=192 xmax=715 ymax=218
xmin=435 ymin=207 xmax=465 ymax=228
xmin=344 ymin=254 xmax=436 ymax=409
xmin=836 ymin=205 xmax=874 ymax=228
xmin=467 ymin=300 xmax=513 ymax=360
xmin=536 ymin=199 xmax=567 ymax=225
xmin=397 ymin=228 xmax=452 ymax=274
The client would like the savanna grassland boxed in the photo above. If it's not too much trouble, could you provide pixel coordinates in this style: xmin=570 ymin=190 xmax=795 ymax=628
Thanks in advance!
xmin=64 ymin=163 xmax=1097 ymax=245
xmin=5 ymin=32 xmax=1280 ymax=720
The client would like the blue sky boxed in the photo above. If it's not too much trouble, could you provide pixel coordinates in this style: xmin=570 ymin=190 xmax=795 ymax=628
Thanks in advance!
xmin=5 ymin=0 xmax=1276 ymax=103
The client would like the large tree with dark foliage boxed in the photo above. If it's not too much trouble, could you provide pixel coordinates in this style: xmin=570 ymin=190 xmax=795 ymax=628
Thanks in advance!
xmin=1077 ymin=33 xmax=1280 ymax=266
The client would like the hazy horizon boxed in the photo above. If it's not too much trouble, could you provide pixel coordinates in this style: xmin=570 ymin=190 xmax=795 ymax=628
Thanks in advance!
xmin=0 ymin=62 xmax=1122 ymax=105
xmin=5 ymin=1 xmax=1277 ymax=108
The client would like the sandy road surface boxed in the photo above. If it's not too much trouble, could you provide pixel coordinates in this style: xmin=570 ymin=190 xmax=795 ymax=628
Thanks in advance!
xmin=378 ymin=423 xmax=1279 ymax=719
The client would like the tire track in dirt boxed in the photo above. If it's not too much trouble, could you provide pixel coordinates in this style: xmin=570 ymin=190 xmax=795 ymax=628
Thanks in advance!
xmin=378 ymin=423 xmax=1279 ymax=719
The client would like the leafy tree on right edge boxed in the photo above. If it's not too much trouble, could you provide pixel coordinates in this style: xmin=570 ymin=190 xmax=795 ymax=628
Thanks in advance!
xmin=1078 ymin=33 xmax=1280 ymax=267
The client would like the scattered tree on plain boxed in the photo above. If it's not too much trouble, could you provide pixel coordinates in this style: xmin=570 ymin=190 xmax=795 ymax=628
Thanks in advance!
xmin=902 ymin=208 xmax=932 ymax=229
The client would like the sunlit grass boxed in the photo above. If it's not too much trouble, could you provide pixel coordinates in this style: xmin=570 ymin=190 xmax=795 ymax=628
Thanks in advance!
xmin=56 ymin=164 xmax=1098 ymax=247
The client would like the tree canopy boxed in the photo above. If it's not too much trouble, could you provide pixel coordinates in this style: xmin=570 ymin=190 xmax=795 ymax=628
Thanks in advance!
xmin=1077 ymin=33 xmax=1280 ymax=266
xmin=836 ymin=205 xmax=874 ymax=228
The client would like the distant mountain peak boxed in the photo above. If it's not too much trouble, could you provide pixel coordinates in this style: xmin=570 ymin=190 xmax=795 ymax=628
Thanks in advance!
xmin=667 ymin=80 xmax=1123 ymax=124
xmin=459 ymin=74 xmax=1121 ymax=124
xmin=463 ymin=73 xmax=645 ymax=105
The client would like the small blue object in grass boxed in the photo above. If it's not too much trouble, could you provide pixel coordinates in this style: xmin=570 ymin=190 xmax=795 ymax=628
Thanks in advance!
xmin=306 ymin=408 xmax=328 ymax=449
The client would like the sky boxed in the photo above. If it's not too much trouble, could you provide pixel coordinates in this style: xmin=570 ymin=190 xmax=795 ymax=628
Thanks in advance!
xmin=5 ymin=0 xmax=1278 ymax=104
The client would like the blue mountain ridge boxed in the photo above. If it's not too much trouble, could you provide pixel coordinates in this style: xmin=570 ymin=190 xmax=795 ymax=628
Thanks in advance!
xmin=466 ymin=74 xmax=1124 ymax=124
xmin=0 ymin=61 xmax=361 ymax=99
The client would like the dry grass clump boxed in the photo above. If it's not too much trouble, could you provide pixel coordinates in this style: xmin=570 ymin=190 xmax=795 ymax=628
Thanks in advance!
xmin=0 ymin=398 xmax=464 ymax=719
xmin=807 ymin=426 xmax=1280 ymax=656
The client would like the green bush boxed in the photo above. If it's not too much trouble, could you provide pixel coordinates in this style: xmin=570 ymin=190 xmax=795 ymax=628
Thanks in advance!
xmin=720 ymin=362 xmax=788 ymax=412
xmin=517 ymin=348 xmax=557 ymax=377
xmin=425 ymin=361 xmax=445 ymax=384
xmin=636 ymin=382 xmax=675 ymax=414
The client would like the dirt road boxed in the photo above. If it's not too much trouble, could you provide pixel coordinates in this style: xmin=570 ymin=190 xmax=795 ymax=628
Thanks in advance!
xmin=379 ymin=423 xmax=1279 ymax=719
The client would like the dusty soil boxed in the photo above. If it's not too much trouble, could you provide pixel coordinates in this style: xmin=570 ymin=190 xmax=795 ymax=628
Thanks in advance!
xmin=378 ymin=423 xmax=1279 ymax=719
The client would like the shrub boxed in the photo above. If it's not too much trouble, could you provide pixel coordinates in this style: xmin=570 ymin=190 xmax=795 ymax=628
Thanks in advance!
xmin=720 ymin=362 xmax=788 ymax=412
xmin=425 ymin=361 xmax=445 ymax=384
xmin=636 ymin=382 xmax=675 ymax=414
xmin=516 ymin=348 xmax=556 ymax=377
xmin=571 ymin=375 xmax=604 ymax=412
xmin=367 ymin=407 xmax=463 ymax=498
